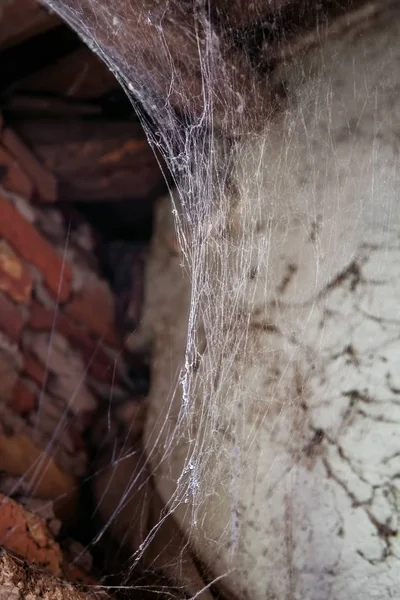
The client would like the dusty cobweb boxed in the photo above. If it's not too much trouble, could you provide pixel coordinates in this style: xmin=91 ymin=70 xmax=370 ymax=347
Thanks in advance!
xmin=35 ymin=1 xmax=278 ymax=593
xmin=34 ymin=0 xmax=280 ymax=581
xmin=11 ymin=1 xmax=400 ymax=599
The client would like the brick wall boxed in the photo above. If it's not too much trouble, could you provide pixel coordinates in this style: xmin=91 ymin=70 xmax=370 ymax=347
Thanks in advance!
xmin=0 ymin=119 xmax=132 ymax=489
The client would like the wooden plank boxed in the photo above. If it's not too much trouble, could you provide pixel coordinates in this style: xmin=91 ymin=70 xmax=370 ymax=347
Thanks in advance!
xmin=4 ymin=94 xmax=102 ymax=118
xmin=0 ymin=24 xmax=81 ymax=92
xmin=0 ymin=143 xmax=34 ymax=200
xmin=17 ymin=47 xmax=119 ymax=99
xmin=0 ymin=0 xmax=60 ymax=50
xmin=14 ymin=119 xmax=167 ymax=203
xmin=3 ymin=128 xmax=57 ymax=202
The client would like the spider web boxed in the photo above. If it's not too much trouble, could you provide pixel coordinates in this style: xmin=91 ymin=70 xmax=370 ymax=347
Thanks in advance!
xmin=29 ymin=1 xmax=400 ymax=599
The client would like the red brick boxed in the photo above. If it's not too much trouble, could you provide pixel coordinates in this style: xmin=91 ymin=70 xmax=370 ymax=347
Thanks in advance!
xmin=30 ymin=301 xmax=86 ymax=343
xmin=81 ymin=345 xmax=119 ymax=384
xmin=29 ymin=300 xmax=53 ymax=330
xmin=23 ymin=352 xmax=47 ymax=388
xmin=0 ymin=493 xmax=63 ymax=577
xmin=0 ymin=193 xmax=71 ymax=302
xmin=0 ymin=145 xmax=33 ymax=200
xmin=11 ymin=381 xmax=36 ymax=415
xmin=0 ymin=240 xmax=33 ymax=303
xmin=3 ymin=128 xmax=57 ymax=202
xmin=78 ymin=410 xmax=94 ymax=429
xmin=0 ymin=291 xmax=24 ymax=341
xmin=67 ymin=424 xmax=86 ymax=451
xmin=30 ymin=301 xmax=120 ymax=384
xmin=65 ymin=281 xmax=122 ymax=347
xmin=58 ymin=317 xmax=120 ymax=384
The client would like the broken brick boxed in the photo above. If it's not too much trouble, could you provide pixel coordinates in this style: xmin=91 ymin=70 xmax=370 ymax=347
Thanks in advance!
xmin=23 ymin=352 xmax=47 ymax=388
xmin=0 ymin=193 xmax=71 ymax=301
xmin=65 ymin=280 xmax=122 ymax=347
xmin=0 ymin=494 xmax=63 ymax=577
xmin=2 ymin=128 xmax=57 ymax=202
xmin=0 ymin=145 xmax=33 ymax=200
xmin=0 ymin=291 xmax=24 ymax=341
xmin=11 ymin=381 xmax=36 ymax=415
xmin=0 ymin=240 xmax=33 ymax=303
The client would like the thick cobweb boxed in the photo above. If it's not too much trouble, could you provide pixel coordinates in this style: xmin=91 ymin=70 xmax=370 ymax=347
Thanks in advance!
xmin=18 ymin=0 xmax=400 ymax=598
xmin=40 ymin=0 xmax=276 ymax=556
xmin=37 ymin=0 xmax=281 ymax=592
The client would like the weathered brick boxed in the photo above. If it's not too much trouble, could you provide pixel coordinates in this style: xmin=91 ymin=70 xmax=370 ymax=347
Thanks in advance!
xmin=0 ymin=291 xmax=24 ymax=341
xmin=65 ymin=280 xmax=122 ymax=347
xmin=23 ymin=352 xmax=47 ymax=388
xmin=0 ymin=193 xmax=71 ymax=301
xmin=11 ymin=381 xmax=36 ymax=415
xmin=67 ymin=423 xmax=86 ymax=451
xmin=81 ymin=344 xmax=119 ymax=384
xmin=29 ymin=301 xmax=121 ymax=384
xmin=0 ymin=240 xmax=33 ymax=303
xmin=0 ymin=494 xmax=63 ymax=577
xmin=2 ymin=128 xmax=57 ymax=202
xmin=63 ymin=321 xmax=119 ymax=384
xmin=0 ymin=145 xmax=33 ymax=200
xmin=29 ymin=300 xmax=53 ymax=330
xmin=0 ymin=356 xmax=19 ymax=403
xmin=10 ymin=193 xmax=36 ymax=223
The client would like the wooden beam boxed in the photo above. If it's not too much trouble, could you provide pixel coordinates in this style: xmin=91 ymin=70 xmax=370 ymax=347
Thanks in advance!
xmin=0 ymin=0 xmax=60 ymax=50
xmin=17 ymin=47 xmax=119 ymax=100
xmin=14 ymin=119 xmax=167 ymax=203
